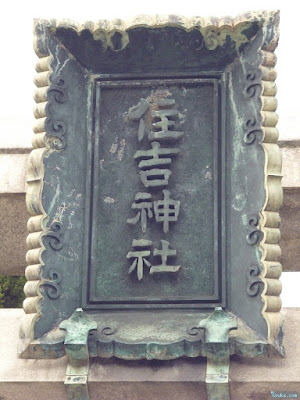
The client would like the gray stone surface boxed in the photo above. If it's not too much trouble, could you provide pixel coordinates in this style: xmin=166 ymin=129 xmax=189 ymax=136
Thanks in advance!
xmin=280 ymin=142 xmax=300 ymax=188
xmin=0 ymin=153 xmax=29 ymax=194
xmin=0 ymin=309 xmax=299 ymax=399
xmin=0 ymin=194 xmax=28 ymax=275
xmin=279 ymin=188 xmax=300 ymax=271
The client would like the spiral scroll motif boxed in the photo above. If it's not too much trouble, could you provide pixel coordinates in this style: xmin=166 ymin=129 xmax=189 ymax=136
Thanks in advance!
xmin=101 ymin=327 xmax=117 ymax=336
xmin=244 ymin=117 xmax=263 ymax=144
xmin=48 ymin=77 xmax=68 ymax=103
xmin=244 ymin=71 xmax=262 ymax=99
xmin=46 ymin=76 xmax=68 ymax=150
xmin=42 ymin=269 xmax=62 ymax=299
xmin=246 ymin=215 xmax=263 ymax=246
xmin=187 ymin=327 xmax=201 ymax=336
xmin=46 ymin=221 xmax=65 ymax=250
xmin=47 ymin=120 xmax=67 ymax=150
xmin=247 ymin=264 xmax=263 ymax=296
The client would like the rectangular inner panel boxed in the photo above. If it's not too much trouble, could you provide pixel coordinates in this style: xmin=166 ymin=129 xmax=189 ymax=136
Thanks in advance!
xmin=86 ymin=78 xmax=223 ymax=308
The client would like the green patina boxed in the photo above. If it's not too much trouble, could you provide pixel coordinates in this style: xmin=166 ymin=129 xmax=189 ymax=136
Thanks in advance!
xmin=21 ymin=14 xmax=282 ymax=376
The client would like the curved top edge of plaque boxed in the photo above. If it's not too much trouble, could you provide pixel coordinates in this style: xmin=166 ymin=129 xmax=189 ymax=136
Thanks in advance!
xmin=33 ymin=10 xmax=279 ymax=56
xmin=33 ymin=10 xmax=279 ymax=31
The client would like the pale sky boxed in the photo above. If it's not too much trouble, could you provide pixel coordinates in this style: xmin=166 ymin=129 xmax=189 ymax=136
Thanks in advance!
xmin=0 ymin=0 xmax=299 ymax=306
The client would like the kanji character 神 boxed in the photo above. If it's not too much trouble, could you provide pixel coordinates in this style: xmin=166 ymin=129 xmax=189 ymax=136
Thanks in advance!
xmin=127 ymin=192 xmax=153 ymax=233
xmin=153 ymin=189 xmax=180 ymax=233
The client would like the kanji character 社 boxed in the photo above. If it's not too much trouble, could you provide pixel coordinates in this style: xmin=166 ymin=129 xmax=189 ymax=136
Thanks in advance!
xmin=150 ymin=240 xmax=180 ymax=275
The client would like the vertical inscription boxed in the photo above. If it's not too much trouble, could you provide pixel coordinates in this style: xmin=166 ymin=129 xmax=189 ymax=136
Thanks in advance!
xmin=90 ymin=79 xmax=219 ymax=303
xmin=126 ymin=93 xmax=184 ymax=281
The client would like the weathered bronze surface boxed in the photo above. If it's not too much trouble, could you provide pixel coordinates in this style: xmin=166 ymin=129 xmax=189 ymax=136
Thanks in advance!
xmin=20 ymin=12 xmax=283 ymax=366
xmin=88 ymin=78 xmax=220 ymax=305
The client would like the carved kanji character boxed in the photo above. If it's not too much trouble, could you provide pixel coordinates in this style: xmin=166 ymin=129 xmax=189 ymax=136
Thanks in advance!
xmin=150 ymin=240 xmax=180 ymax=275
xmin=134 ymin=141 xmax=179 ymax=187
xmin=128 ymin=98 xmax=149 ymax=121
xmin=126 ymin=239 xmax=152 ymax=281
xmin=149 ymin=99 xmax=184 ymax=142
xmin=127 ymin=98 xmax=149 ymax=142
xmin=140 ymin=168 xmax=172 ymax=188
xmin=134 ymin=141 xmax=180 ymax=168
xmin=127 ymin=193 xmax=153 ymax=233
xmin=153 ymin=189 xmax=180 ymax=233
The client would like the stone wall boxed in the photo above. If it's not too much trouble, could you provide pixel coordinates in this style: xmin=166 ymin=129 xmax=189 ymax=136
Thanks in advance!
xmin=0 ymin=308 xmax=299 ymax=399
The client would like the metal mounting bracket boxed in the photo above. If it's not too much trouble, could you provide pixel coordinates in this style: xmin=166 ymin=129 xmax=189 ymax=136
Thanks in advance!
xmin=199 ymin=307 xmax=238 ymax=400
xmin=59 ymin=308 xmax=97 ymax=400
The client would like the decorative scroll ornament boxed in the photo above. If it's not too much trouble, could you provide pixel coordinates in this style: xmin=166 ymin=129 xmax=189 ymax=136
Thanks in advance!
xmin=42 ymin=269 xmax=62 ymax=299
xmin=50 ymin=132 xmax=64 ymax=149
xmin=189 ymin=36 xmax=204 ymax=51
xmin=47 ymin=120 xmax=67 ymax=150
xmin=247 ymin=264 xmax=263 ymax=296
xmin=187 ymin=326 xmax=201 ymax=336
xmin=46 ymin=221 xmax=65 ymax=250
xmin=46 ymin=77 xmax=68 ymax=150
xmin=176 ymin=34 xmax=204 ymax=51
xmin=101 ymin=327 xmax=117 ymax=336
xmin=48 ymin=77 xmax=68 ymax=103
xmin=244 ymin=117 xmax=263 ymax=144
xmin=246 ymin=215 xmax=262 ymax=246
xmin=244 ymin=71 xmax=262 ymax=98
